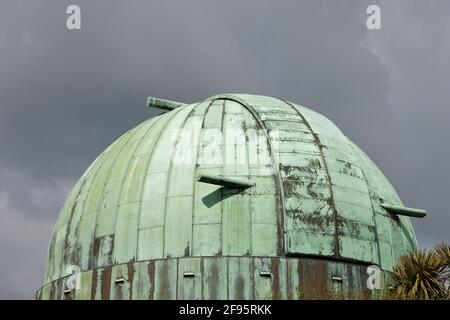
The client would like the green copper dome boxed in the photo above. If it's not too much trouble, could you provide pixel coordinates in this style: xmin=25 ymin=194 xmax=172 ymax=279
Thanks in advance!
xmin=38 ymin=94 xmax=420 ymax=299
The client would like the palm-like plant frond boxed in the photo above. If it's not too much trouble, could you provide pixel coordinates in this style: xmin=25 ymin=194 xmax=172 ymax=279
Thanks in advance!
xmin=392 ymin=249 xmax=448 ymax=300
xmin=435 ymin=243 xmax=450 ymax=264
xmin=434 ymin=243 xmax=450 ymax=294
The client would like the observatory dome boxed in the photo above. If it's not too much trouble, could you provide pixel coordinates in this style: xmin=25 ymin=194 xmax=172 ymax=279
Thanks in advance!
xmin=36 ymin=94 xmax=420 ymax=300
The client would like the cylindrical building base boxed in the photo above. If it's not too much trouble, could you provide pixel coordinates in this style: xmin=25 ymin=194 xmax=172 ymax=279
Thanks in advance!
xmin=35 ymin=256 xmax=391 ymax=300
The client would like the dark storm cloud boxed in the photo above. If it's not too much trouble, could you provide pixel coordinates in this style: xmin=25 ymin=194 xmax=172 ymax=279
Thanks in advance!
xmin=0 ymin=0 xmax=448 ymax=298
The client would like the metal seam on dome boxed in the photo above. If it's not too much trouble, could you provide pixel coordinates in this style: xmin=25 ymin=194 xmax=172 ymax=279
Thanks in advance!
xmin=110 ymin=121 xmax=159 ymax=263
xmin=134 ymin=109 xmax=186 ymax=263
xmin=92 ymin=115 xmax=181 ymax=298
xmin=53 ymin=124 xmax=140 ymax=283
xmin=132 ymin=113 xmax=182 ymax=264
xmin=206 ymin=94 xmax=286 ymax=256
xmin=221 ymin=99 xmax=254 ymax=256
xmin=359 ymin=144 xmax=420 ymax=251
xmin=161 ymin=102 xmax=202 ymax=258
xmin=241 ymin=100 xmax=254 ymax=255
xmin=349 ymin=140 xmax=419 ymax=260
xmin=91 ymin=117 xmax=159 ymax=271
xmin=191 ymin=100 xmax=216 ymax=257
xmin=55 ymin=177 xmax=87 ymax=282
xmin=348 ymin=141 xmax=400 ymax=265
xmin=272 ymin=97 xmax=341 ymax=259
xmin=55 ymin=127 xmax=138 ymax=282
xmin=158 ymin=102 xmax=201 ymax=297
xmin=220 ymin=99 xmax=226 ymax=257
xmin=347 ymin=139 xmax=382 ymax=266
xmin=47 ymin=176 xmax=77 ymax=281
xmin=134 ymin=106 xmax=187 ymax=262
xmin=53 ymin=169 xmax=92 ymax=281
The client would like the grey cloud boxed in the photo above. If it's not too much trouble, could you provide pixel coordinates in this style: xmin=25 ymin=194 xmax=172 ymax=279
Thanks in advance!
xmin=0 ymin=169 xmax=63 ymax=299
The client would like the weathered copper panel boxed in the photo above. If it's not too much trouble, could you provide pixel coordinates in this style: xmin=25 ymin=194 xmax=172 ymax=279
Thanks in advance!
xmin=228 ymin=257 xmax=254 ymax=300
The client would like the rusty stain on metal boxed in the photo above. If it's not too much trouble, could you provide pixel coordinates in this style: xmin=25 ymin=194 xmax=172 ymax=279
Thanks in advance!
xmin=101 ymin=267 xmax=111 ymax=300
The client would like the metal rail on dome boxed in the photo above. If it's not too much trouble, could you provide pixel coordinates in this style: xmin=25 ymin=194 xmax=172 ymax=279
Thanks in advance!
xmin=198 ymin=174 xmax=255 ymax=189
xmin=380 ymin=203 xmax=427 ymax=218
xmin=147 ymin=97 xmax=185 ymax=111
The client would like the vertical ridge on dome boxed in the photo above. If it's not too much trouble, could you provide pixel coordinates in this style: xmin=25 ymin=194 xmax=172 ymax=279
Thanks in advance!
xmin=273 ymin=96 xmax=341 ymax=259
xmin=136 ymin=103 xmax=198 ymax=260
xmin=133 ymin=106 xmax=189 ymax=262
xmin=290 ymin=101 xmax=380 ymax=265
xmin=206 ymin=94 xmax=287 ymax=256
xmin=110 ymin=116 xmax=164 ymax=265
xmin=46 ymin=124 xmax=143 ymax=282
xmin=191 ymin=99 xmax=223 ymax=257
xmin=163 ymin=101 xmax=208 ymax=258
xmin=347 ymin=140 xmax=418 ymax=270
xmin=221 ymin=99 xmax=253 ymax=256
xmin=134 ymin=109 xmax=185 ymax=262
xmin=74 ymin=120 xmax=150 ymax=272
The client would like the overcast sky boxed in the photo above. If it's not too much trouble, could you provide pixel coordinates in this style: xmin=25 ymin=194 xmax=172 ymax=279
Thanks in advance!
xmin=0 ymin=0 xmax=449 ymax=299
